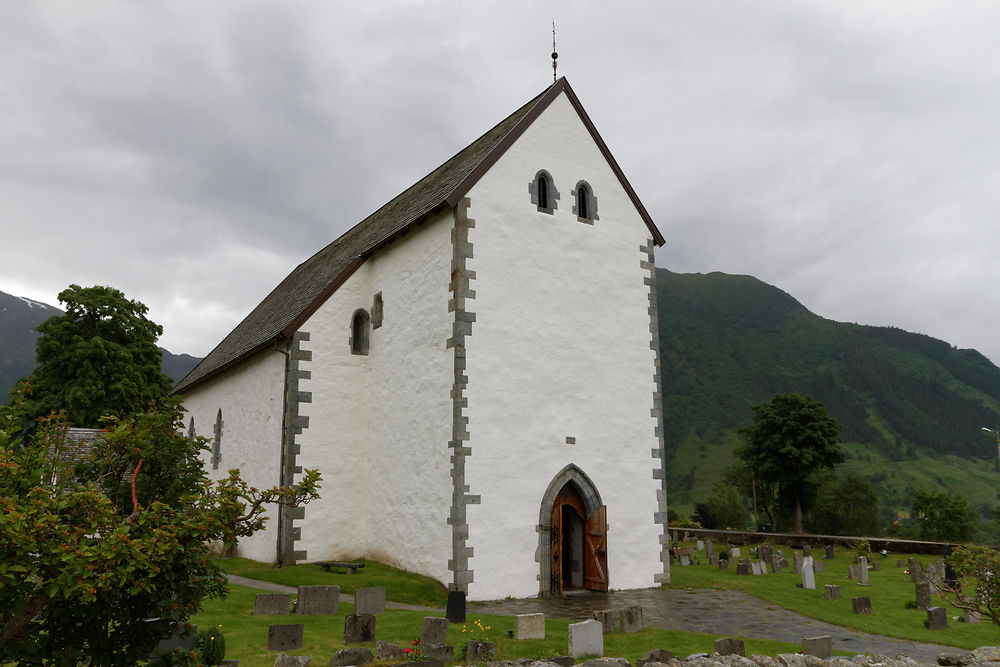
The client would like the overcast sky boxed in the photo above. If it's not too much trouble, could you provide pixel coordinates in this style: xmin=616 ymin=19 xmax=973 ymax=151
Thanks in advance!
xmin=3 ymin=2 xmax=1000 ymax=368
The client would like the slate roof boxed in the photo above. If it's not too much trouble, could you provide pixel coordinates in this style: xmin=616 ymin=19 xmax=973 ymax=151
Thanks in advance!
xmin=172 ymin=77 xmax=664 ymax=395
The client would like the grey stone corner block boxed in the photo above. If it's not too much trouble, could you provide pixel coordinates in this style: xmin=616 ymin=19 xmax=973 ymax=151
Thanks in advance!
xmin=514 ymin=612 xmax=546 ymax=640
xmin=568 ymin=618 xmax=604 ymax=659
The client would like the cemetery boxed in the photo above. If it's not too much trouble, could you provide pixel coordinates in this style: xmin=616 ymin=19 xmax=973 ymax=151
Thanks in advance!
xmin=185 ymin=546 xmax=1000 ymax=666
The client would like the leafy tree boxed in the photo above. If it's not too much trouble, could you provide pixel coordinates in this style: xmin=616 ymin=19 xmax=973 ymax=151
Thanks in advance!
xmin=911 ymin=489 xmax=978 ymax=542
xmin=0 ymin=393 xmax=321 ymax=664
xmin=721 ymin=465 xmax=779 ymax=530
xmin=806 ymin=472 xmax=880 ymax=536
xmin=707 ymin=479 xmax=749 ymax=529
xmin=691 ymin=502 xmax=716 ymax=529
xmin=736 ymin=393 xmax=844 ymax=533
xmin=15 ymin=284 xmax=173 ymax=428
xmin=931 ymin=545 xmax=1000 ymax=625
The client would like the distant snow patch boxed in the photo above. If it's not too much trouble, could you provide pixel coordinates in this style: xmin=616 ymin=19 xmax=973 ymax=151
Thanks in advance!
xmin=16 ymin=296 xmax=53 ymax=310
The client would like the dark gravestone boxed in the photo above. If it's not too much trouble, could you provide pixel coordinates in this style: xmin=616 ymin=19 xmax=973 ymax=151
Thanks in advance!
xmin=915 ymin=581 xmax=932 ymax=610
xmin=422 ymin=617 xmax=449 ymax=646
xmin=446 ymin=590 xmax=466 ymax=624
xmin=736 ymin=560 xmax=751 ymax=575
xmin=622 ymin=605 xmax=644 ymax=632
xmin=852 ymin=597 xmax=872 ymax=614
xmin=344 ymin=614 xmax=376 ymax=643
xmin=714 ymin=638 xmax=746 ymax=657
xmin=267 ymin=624 xmax=303 ymax=652
xmin=296 ymin=585 xmax=339 ymax=615
xmin=927 ymin=606 xmax=948 ymax=630
xmin=872 ymin=561 xmax=882 ymax=571
xmin=944 ymin=563 xmax=961 ymax=590
xmin=592 ymin=609 xmax=622 ymax=634
xmin=718 ymin=558 xmax=729 ymax=570
xmin=825 ymin=545 xmax=835 ymax=559
xmin=330 ymin=647 xmax=373 ymax=666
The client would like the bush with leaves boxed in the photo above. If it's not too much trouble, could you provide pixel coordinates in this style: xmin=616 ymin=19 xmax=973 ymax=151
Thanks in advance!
xmin=0 ymin=393 xmax=320 ymax=664
xmin=931 ymin=544 xmax=1000 ymax=625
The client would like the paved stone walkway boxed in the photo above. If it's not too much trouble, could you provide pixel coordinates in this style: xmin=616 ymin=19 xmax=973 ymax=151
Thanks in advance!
xmin=225 ymin=574 xmax=444 ymax=612
xmin=470 ymin=588 xmax=958 ymax=664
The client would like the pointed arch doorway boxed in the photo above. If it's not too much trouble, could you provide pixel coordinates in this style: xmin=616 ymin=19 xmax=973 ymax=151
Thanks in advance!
xmin=538 ymin=465 xmax=608 ymax=595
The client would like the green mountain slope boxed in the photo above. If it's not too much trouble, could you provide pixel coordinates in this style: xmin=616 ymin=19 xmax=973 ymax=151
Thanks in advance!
xmin=657 ymin=269 xmax=1000 ymax=519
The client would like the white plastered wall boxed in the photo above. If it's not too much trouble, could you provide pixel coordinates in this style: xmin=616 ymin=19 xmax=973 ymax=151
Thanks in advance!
xmin=295 ymin=211 xmax=454 ymax=583
xmin=462 ymin=92 xmax=664 ymax=599
xmin=178 ymin=349 xmax=286 ymax=562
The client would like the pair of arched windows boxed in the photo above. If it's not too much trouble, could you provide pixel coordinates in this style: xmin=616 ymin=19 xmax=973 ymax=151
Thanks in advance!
xmin=530 ymin=170 xmax=598 ymax=222
xmin=350 ymin=292 xmax=383 ymax=356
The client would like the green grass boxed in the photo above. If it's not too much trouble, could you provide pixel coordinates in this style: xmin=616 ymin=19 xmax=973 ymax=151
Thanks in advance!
xmin=194 ymin=584 xmax=806 ymax=667
xmin=214 ymin=557 xmax=448 ymax=607
xmin=669 ymin=543 xmax=998 ymax=650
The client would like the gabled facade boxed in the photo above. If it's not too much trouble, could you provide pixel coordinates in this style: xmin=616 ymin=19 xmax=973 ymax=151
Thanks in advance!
xmin=173 ymin=78 xmax=670 ymax=600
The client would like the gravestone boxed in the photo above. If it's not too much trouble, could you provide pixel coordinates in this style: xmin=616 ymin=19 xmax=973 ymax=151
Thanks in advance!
xmin=706 ymin=541 xmax=715 ymax=560
xmin=779 ymin=557 xmax=789 ymax=569
xmin=852 ymin=597 xmax=872 ymax=614
xmin=927 ymin=606 xmax=948 ymax=630
xmin=515 ymin=613 xmax=546 ymax=639
xmin=568 ymin=619 xmax=603 ymax=659
xmin=355 ymin=587 xmax=386 ymax=615
xmin=926 ymin=563 xmax=939 ymax=584
xmin=802 ymin=635 xmax=833 ymax=659
xmin=623 ymin=606 xmax=644 ymax=632
xmin=254 ymin=593 xmax=292 ymax=616
xmin=696 ymin=540 xmax=704 ymax=551
xmin=713 ymin=638 xmax=745 ymax=657
xmin=709 ymin=555 xmax=718 ymax=566
xmin=801 ymin=556 xmax=815 ymax=589
xmin=897 ymin=559 xmax=905 ymax=568
xmin=422 ymin=617 xmax=449 ymax=646
xmin=915 ymin=581 xmax=931 ymax=610
xmin=944 ymin=563 xmax=960 ymax=589
xmin=376 ymin=640 xmax=407 ymax=661
xmin=770 ymin=555 xmax=781 ymax=573
xmin=964 ymin=609 xmax=983 ymax=624
xmin=446 ymin=590 xmax=466 ymax=624
xmin=847 ymin=565 xmax=859 ymax=580
xmin=825 ymin=545 xmax=835 ymax=559
xmin=679 ymin=554 xmax=690 ymax=567
xmin=736 ymin=560 xmax=751 ymax=575
xmin=683 ymin=531 xmax=690 ymax=541
xmin=758 ymin=545 xmax=772 ymax=561
xmin=813 ymin=560 xmax=826 ymax=574
xmin=824 ymin=585 xmax=840 ymax=600
xmin=757 ymin=559 xmax=768 ymax=575
xmin=267 ymin=624 xmax=303 ymax=652
xmin=750 ymin=561 xmax=762 ymax=576
xmin=592 ymin=609 xmax=622 ymax=634
xmin=344 ymin=614 xmax=375 ymax=643
xmin=730 ymin=547 xmax=741 ymax=558
xmin=909 ymin=558 xmax=925 ymax=582
xmin=424 ymin=644 xmax=454 ymax=661
xmin=803 ymin=545 xmax=812 ymax=557
xmin=858 ymin=556 xmax=869 ymax=586
xmin=718 ymin=559 xmax=729 ymax=570
xmin=794 ymin=552 xmax=803 ymax=575
xmin=297 ymin=585 xmax=339 ymax=615
xmin=465 ymin=641 xmax=494 ymax=663
xmin=329 ymin=647 xmax=373 ymax=666
xmin=872 ymin=561 xmax=882 ymax=572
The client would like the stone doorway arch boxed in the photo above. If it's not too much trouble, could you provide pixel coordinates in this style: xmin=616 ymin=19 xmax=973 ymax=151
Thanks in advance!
xmin=537 ymin=464 xmax=608 ymax=595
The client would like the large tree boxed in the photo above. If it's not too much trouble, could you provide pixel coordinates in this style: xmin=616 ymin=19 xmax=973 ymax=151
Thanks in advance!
xmin=16 ymin=284 xmax=173 ymax=427
xmin=736 ymin=393 xmax=844 ymax=533
xmin=0 ymin=393 xmax=321 ymax=664
xmin=806 ymin=471 xmax=880 ymax=537
xmin=911 ymin=489 xmax=978 ymax=542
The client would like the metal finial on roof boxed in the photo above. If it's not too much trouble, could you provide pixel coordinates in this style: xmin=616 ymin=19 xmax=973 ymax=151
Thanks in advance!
xmin=552 ymin=21 xmax=558 ymax=82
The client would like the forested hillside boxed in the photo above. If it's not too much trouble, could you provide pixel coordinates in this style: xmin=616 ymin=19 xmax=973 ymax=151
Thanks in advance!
xmin=656 ymin=269 xmax=1000 ymax=522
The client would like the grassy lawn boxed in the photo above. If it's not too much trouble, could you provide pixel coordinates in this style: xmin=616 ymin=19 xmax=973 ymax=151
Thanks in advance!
xmin=214 ymin=557 xmax=448 ymax=607
xmin=193 ymin=584 xmax=806 ymax=667
xmin=668 ymin=543 xmax=996 ymax=650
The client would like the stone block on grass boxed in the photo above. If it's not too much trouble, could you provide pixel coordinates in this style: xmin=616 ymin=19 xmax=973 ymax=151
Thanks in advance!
xmin=591 ymin=609 xmax=622 ymax=634
xmin=802 ymin=635 xmax=832 ymax=659
xmin=267 ymin=624 xmax=303 ymax=652
xmin=713 ymin=638 xmax=745 ymax=657
xmin=916 ymin=581 xmax=932 ymax=610
xmin=622 ymin=606 xmax=644 ymax=633
xmin=329 ymin=647 xmax=373 ymax=666
xmin=354 ymin=587 xmax=386 ymax=615
xmin=254 ymin=593 xmax=292 ymax=616
xmin=515 ymin=613 xmax=545 ymax=640
xmin=343 ymin=614 xmax=375 ymax=643
xmin=852 ymin=597 xmax=872 ymax=614
xmin=568 ymin=619 xmax=603 ymax=659
xmin=422 ymin=617 xmax=449 ymax=647
xmin=927 ymin=606 xmax=948 ymax=630
xmin=296 ymin=585 xmax=338 ymax=615
xmin=812 ymin=560 xmax=826 ymax=574
xmin=375 ymin=640 xmax=406 ymax=661
xmin=824 ymin=585 xmax=840 ymax=600
xmin=423 ymin=643 xmax=453 ymax=661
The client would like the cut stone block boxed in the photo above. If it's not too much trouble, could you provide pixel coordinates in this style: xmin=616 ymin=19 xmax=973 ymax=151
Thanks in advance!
xmin=267 ymin=624 xmax=303 ymax=652
xmin=679 ymin=554 xmax=690 ymax=567
xmin=927 ymin=606 xmax=948 ymax=630
xmin=802 ymin=556 xmax=815 ymax=589
xmin=858 ymin=556 xmax=869 ymax=586
xmin=964 ymin=609 xmax=983 ymax=624
xmin=343 ymin=614 xmax=375 ymax=644
xmin=825 ymin=545 xmax=835 ymax=559
xmin=718 ymin=559 xmax=728 ymax=570
xmin=736 ymin=561 xmax=751 ymax=576
xmin=915 ymin=581 xmax=931 ymax=610
xmin=376 ymin=640 xmax=406 ymax=661
xmin=847 ymin=565 xmax=859 ymax=580
xmin=713 ymin=638 xmax=745 ymax=657
xmin=802 ymin=635 xmax=832 ymax=659
xmin=422 ymin=617 xmax=449 ymax=646
xmin=794 ymin=552 xmax=803 ymax=575
xmin=872 ymin=562 xmax=882 ymax=571
xmin=706 ymin=541 xmax=715 ymax=560
xmin=354 ymin=587 xmax=386 ymax=615
xmin=329 ymin=647 xmax=373 ymax=666
xmin=622 ymin=606 xmax=644 ymax=633
xmin=568 ymin=619 xmax=604 ymax=659
xmin=824 ymin=585 xmax=840 ymax=600
xmin=852 ymin=597 xmax=872 ymax=614
xmin=446 ymin=590 xmax=466 ymax=624
xmin=730 ymin=547 xmax=741 ymax=558
xmin=591 ymin=609 xmax=622 ymax=634
xmin=696 ymin=540 xmax=704 ymax=550
xmin=254 ymin=593 xmax=292 ymax=616
xmin=423 ymin=644 xmax=454 ymax=661
xmin=465 ymin=640 xmax=494 ymax=663
xmin=515 ymin=613 xmax=545 ymax=640
xmin=296 ymin=585 xmax=339 ymax=615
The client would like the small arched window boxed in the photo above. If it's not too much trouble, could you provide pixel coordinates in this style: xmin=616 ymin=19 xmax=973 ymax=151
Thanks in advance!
xmin=212 ymin=408 xmax=224 ymax=470
xmin=573 ymin=181 xmax=598 ymax=223
xmin=351 ymin=309 xmax=371 ymax=356
xmin=529 ymin=169 xmax=559 ymax=214
xmin=188 ymin=417 xmax=196 ymax=439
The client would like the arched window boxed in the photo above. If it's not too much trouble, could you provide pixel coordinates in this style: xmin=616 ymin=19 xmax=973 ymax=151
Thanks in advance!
xmin=529 ymin=169 xmax=559 ymax=213
xmin=351 ymin=309 xmax=371 ymax=356
xmin=573 ymin=180 xmax=598 ymax=223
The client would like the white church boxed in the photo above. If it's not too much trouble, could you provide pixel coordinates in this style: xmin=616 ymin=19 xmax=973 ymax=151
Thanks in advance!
xmin=173 ymin=77 xmax=670 ymax=600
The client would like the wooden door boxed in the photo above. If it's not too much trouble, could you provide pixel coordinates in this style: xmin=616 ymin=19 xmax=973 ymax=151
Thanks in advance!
xmin=584 ymin=505 xmax=608 ymax=591
xmin=549 ymin=499 xmax=562 ymax=594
